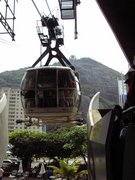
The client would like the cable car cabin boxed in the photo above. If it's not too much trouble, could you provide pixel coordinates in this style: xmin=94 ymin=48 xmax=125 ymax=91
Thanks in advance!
xmin=20 ymin=66 xmax=81 ymax=124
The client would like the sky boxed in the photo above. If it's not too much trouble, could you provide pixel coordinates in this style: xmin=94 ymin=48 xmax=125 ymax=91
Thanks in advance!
xmin=0 ymin=0 xmax=129 ymax=74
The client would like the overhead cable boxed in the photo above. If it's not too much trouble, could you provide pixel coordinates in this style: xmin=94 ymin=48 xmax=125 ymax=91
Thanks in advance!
xmin=44 ymin=0 xmax=53 ymax=17
xmin=31 ymin=0 xmax=42 ymax=18
xmin=31 ymin=0 xmax=48 ymax=28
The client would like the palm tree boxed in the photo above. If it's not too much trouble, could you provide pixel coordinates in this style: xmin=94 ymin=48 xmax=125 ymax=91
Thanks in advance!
xmin=49 ymin=159 xmax=88 ymax=180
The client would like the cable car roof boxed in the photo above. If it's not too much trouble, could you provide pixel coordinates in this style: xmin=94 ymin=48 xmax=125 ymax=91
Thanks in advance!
xmin=26 ymin=66 xmax=74 ymax=71
xmin=96 ymin=0 xmax=135 ymax=67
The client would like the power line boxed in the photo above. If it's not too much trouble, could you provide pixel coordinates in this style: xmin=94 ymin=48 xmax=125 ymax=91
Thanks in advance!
xmin=0 ymin=37 xmax=15 ymax=46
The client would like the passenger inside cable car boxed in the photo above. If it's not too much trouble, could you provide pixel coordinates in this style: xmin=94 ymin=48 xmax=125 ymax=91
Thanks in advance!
xmin=58 ymin=70 xmax=76 ymax=107
xmin=36 ymin=69 xmax=57 ymax=107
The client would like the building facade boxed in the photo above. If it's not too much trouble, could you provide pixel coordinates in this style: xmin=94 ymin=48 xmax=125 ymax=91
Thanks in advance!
xmin=0 ymin=87 xmax=42 ymax=132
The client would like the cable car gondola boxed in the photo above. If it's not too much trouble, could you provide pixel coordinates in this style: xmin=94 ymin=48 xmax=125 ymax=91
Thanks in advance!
xmin=20 ymin=66 xmax=81 ymax=124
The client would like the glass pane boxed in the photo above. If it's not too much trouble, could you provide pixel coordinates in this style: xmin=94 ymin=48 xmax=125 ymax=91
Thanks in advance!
xmin=61 ymin=1 xmax=73 ymax=9
xmin=21 ymin=70 xmax=36 ymax=90
xmin=59 ymin=89 xmax=75 ymax=107
xmin=25 ymin=97 xmax=35 ymax=108
xmin=58 ymin=69 xmax=76 ymax=88
xmin=37 ymin=69 xmax=57 ymax=107
xmin=61 ymin=10 xmax=74 ymax=19
xmin=21 ymin=70 xmax=36 ymax=108
xmin=37 ymin=69 xmax=56 ymax=88
xmin=43 ymin=89 xmax=57 ymax=107
xmin=58 ymin=69 xmax=76 ymax=107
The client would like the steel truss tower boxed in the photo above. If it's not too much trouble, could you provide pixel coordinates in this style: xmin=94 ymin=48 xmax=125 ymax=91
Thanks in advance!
xmin=0 ymin=0 xmax=17 ymax=41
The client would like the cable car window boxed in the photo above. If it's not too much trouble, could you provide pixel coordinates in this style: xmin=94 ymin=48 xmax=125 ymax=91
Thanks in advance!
xmin=21 ymin=70 xmax=36 ymax=90
xmin=66 ymin=89 xmax=75 ymax=106
xmin=58 ymin=69 xmax=76 ymax=107
xmin=68 ymin=73 xmax=76 ymax=88
xmin=36 ymin=69 xmax=57 ymax=107
xmin=58 ymin=70 xmax=76 ymax=88
xmin=44 ymin=89 xmax=56 ymax=107
xmin=21 ymin=70 xmax=36 ymax=108
xmin=75 ymin=81 xmax=81 ymax=108
xmin=37 ymin=69 xmax=56 ymax=88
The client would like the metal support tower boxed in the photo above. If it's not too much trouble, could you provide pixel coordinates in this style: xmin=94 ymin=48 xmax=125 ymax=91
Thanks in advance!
xmin=0 ymin=0 xmax=17 ymax=40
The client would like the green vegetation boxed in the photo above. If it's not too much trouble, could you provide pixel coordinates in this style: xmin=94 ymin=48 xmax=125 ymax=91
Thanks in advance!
xmin=49 ymin=159 xmax=88 ymax=179
xmin=64 ymin=126 xmax=87 ymax=165
xmin=9 ymin=126 xmax=88 ymax=172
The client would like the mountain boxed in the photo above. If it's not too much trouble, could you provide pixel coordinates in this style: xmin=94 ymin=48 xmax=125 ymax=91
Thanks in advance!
xmin=0 ymin=57 xmax=123 ymax=119
xmin=74 ymin=58 xmax=123 ymax=118
xmin=0 ymin=67 xmax=26 ymax=88
xmin=75 ymin=58 xmax=121 ymax=102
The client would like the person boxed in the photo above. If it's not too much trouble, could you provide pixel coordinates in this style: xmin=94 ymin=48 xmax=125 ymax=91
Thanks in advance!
xmin=66 ymin=89 xmax=75 ymax=107
xmin=59 ymin=90 xmax=67 ymax=107
xmin=37 ymin=89 xmax=44 ymax=107
xmin=0 ymin=168 xmax=4 ymax=180
xmin=124 ymin=68 xmax=135 ymax=109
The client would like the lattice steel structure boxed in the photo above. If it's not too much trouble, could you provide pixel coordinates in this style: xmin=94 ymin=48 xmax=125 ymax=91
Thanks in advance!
xmin=0 ymin=0 xmax=17 ymax=40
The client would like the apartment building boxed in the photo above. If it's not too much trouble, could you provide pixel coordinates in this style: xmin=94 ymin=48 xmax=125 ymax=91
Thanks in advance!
xmin=0 ymin=87 xmax=42 ymax=132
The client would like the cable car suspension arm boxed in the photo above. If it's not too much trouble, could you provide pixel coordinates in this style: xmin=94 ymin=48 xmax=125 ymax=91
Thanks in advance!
xmin=31 ymin=0 xmax=75 ymax=70
xmin=32 ymin=40 xmax=75 ymax=70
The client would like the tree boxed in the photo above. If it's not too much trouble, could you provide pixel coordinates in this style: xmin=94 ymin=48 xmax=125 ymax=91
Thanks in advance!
xmin=9 ymin=129 xmax=71 ymax=170
xmin=44 ymin=130 xmax=71 ymax=159
xmin=64 ymin=125 xmax=88 ymax=165
xmin=9 ymin=130 xmax=46 ymax=171
xmin=9 ymin=126 xmax=88 ymax=171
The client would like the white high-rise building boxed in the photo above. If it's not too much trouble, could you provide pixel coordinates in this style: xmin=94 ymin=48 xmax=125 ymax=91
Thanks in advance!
xmin=0 ymin=87 xmax=42 ymax=132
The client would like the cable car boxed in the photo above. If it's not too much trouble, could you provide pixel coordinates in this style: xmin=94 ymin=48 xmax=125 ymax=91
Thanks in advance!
xmin=20 ymin=66 xmax=81 ymax=124
xmin=18 ymin=7 xmax=82 ymax=125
